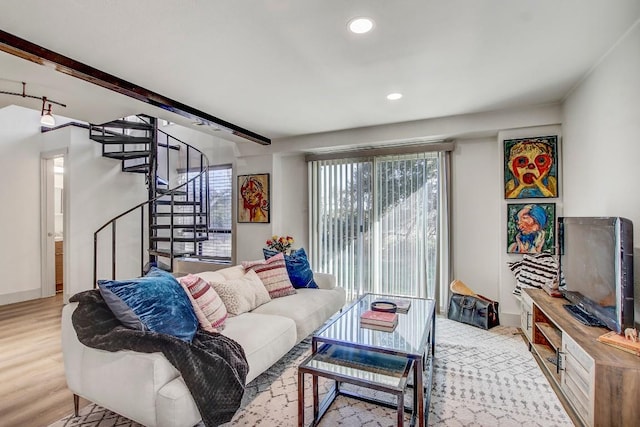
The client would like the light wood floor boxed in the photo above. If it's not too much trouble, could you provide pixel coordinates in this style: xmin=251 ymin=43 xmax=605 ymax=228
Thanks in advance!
xmin=0 ymin=294 xmax=88 ymax=427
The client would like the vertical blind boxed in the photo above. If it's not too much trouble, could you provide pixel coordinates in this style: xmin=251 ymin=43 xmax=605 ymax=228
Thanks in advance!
xmin=309 ymin=152 xmax=444 ymax=302
xmin=309 ymin=158 xmax=373 ymax=298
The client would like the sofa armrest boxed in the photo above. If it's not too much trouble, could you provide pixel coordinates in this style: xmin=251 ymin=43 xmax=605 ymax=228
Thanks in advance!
xmin=313 ymin=272 xmax=336 ymax=290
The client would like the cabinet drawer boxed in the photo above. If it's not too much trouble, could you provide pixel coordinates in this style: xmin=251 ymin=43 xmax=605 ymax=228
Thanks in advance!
xmin=561 ymin=334 xmax=594 ymax=427
xmin=564 ymin=334 xmax=594 ymax=373
xmin=563 ymin=352 xmax=590 ymax=400
xmin=562 ymin=373 xmax=591 ymax=426
xmin=520 ymin=292 xmax=533 ymax=341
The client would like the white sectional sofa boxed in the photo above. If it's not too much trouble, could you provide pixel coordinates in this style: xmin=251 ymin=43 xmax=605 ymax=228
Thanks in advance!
xmin=61 ymin=264 xmax=346 ymax=427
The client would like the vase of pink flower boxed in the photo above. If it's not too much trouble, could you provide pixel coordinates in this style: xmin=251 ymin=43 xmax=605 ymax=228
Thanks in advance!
xmin=266 ymin=235 xmax=294 ymax=253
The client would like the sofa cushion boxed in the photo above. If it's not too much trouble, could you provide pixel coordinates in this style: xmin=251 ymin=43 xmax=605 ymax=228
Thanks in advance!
xmin=263 ymin=248 xmax=318 ymax=289
xmin=97 ymin=267 xmax=198 ymax=342
xmin=220 ymin=312 xmax=297 ymax=383
xmin=242 ymin=253 xmax=297 ymax=299
xmin=194 ymin=265 xmax=246 ymax=285
xmin=208 ymin=270 xmax=271 ymax=316
xmin=179 ymin=274 xmax=228 ymax=332
xmin=252 ymin=288 xmax=346 ymax=342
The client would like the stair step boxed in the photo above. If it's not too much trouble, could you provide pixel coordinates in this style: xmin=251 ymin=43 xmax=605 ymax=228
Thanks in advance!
xmin=97 ymin=119 xmax=154 ymax=131
xmin=150 ymin=236 xmax=209 ymax=243
xmin=90 ymin=135 xmax=151 ymax=144
xmin=153 ymin=212 xmax=207 ymax=217
xmin=149 ymin=249 xmax=194 ymax=258
xmin=122 ymin=163 xmax=150 ymax=173
xmin=155 ymin=200 xmax=202 ymax=206
xmin=156 ymin=189 xmax=188 ymax=196
xmin=150 ymin=224 xmax=208 ymax=230
xmin=103 ymin=150 xmax=151 ymax=160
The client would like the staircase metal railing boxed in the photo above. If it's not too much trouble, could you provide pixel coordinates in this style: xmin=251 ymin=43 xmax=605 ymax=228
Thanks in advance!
xmin=92 ymin=115 xmax=210 ymax=284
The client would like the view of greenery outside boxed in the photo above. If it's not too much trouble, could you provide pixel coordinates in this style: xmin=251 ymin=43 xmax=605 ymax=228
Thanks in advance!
xmin=314 ymin=153 xmax=440 ymax=300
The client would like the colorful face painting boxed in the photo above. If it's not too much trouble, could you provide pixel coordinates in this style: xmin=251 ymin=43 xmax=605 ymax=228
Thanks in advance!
xmin=506 ymin=203 xmax=555 ymax=254
xmin=238 ymin=174 xmax=270 ymax=223
xmin=504 ymin=136 xmax=558 ymax=199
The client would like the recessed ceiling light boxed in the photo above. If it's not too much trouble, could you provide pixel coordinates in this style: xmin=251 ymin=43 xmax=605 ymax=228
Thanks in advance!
xmin=348 ymin=17 xmax=374 ymax=34
xmin=386 ymin=93 xmax=403 ymax=101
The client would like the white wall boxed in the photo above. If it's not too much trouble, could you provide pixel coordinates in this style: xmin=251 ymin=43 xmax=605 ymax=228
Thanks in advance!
xmin=0 ymin=106 xmax=47 ymax=304
xmin=451 ymin=137 xmax=501 ymax=302
xmin=563 ymin=22 xmax=640 ymax=224
xmin=563 ymin=21 xmax=640 ymax=325
xmin=272 ymin=153 xmax=309 ymax=249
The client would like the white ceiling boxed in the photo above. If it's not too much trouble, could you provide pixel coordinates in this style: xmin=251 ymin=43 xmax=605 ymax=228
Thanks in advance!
xmin=1 ymin=1 xmax=639 ymax=144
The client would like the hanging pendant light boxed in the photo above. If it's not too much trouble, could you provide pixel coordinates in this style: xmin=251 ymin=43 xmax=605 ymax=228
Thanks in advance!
xmin=0 ymin=82 xmax=65 ymax=126
xmin=40 ymin=96 xmax=56 ymax=126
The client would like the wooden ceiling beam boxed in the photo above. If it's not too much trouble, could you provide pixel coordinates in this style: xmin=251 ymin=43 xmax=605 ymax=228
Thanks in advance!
xmin=0 ymin=29 xmax=271 ymax=145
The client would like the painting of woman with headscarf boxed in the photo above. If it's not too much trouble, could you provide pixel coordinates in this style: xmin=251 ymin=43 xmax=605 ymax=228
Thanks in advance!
xmin=507 ymin=203 xmax=555 ymax=254
xmin=238 ymin=173 xmax=270 ymax=223
xmin=504 ymin=136 xmax=558 ymax=199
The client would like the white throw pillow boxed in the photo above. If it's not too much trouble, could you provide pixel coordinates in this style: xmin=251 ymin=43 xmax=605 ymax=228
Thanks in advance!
xmin=208 ymin=269 xmax=271 ymax=316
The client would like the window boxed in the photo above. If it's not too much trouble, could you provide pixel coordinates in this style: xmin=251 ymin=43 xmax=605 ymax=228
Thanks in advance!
xmin=309 ymin=147 xmax=451 ymax=306
xmin=178 ymin=164 xmax=232 ymax=261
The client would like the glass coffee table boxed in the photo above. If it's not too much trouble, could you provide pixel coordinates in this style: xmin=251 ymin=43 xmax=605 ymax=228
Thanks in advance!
xmin=297 ymin=293 xmax=436 ymax=426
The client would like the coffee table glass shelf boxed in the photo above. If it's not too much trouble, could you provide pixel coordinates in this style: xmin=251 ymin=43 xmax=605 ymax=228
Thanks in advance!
xmin=297 ymin=293 xmax=436 ymax=427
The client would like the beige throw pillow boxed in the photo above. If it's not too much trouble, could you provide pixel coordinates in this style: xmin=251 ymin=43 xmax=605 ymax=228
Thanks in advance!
xmin=209 ymin=269 xmax=271 ymax=316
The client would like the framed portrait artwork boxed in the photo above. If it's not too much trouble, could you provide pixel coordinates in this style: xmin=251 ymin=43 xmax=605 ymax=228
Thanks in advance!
xmin=237 ymin=173 xmax=270 ymax=223
xmin=504 ymin=135 xmax=558 ymax=199
xmin=507 ymin=203 xmax=555 ymax=254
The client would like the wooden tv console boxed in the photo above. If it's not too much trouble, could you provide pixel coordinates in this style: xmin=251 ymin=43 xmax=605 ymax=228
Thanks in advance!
xmin=521 ymin=289 xmax=640 ymax=427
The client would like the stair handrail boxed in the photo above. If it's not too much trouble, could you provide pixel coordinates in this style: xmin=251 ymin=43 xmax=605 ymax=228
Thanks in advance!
xmin=93 ymin=117 xmax=210 ymax=285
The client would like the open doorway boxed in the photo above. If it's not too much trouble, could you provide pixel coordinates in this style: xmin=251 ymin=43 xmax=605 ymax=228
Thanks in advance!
xmin=41 ymin=150 xmax=66 ymax=298
xmin=53 ymin=157 xmax=64 ymax=293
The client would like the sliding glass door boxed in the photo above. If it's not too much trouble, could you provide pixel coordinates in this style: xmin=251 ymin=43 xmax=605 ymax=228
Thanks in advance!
xmin=309 ymin=151 xmax=446 ymax=302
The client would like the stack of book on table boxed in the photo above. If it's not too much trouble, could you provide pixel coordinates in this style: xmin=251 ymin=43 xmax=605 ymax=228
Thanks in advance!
xmin=360 ymin=310 xmax=398 ymax=332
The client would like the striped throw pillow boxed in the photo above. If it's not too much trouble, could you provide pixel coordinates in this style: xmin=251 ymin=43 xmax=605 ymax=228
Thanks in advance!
xmin=243 ymin=252 xmax=297 ymax=299
xmin=179 ymin=274 xmax=228 ymax=332
xmin=508 ymin=253 xmax=559 ymax=295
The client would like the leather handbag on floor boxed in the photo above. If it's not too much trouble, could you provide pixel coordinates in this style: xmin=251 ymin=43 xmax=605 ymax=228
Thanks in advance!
xmin=448 ymin=293 xmax=500 ymax=329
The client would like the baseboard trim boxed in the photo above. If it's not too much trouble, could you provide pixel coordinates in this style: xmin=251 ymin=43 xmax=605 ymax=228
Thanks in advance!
xmin=0 ymin=289 xmax=42 ymax=306
xmin=500 ymin=311 xmax=520 ymax=327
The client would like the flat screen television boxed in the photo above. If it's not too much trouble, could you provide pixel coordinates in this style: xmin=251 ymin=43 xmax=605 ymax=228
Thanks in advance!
xmin=558 ymin=216 xmax=634 ymax=333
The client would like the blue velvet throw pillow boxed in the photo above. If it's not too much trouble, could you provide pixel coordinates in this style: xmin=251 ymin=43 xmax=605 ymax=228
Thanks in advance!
xmin=97 ymin=267 xmax=198 ymax=342
xmin=263 ymin=248 xmax=318 ymax=289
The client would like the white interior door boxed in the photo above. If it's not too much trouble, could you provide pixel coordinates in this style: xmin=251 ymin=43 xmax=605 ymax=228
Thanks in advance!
xmin=41 ymin=157 xmax=56 ymax=297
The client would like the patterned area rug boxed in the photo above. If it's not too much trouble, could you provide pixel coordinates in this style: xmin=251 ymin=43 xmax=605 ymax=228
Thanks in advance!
xmin=50 ymin=317 xmax=573 ymax=427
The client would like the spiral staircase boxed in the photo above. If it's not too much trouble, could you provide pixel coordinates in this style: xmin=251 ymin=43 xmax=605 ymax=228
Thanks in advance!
xmin=90 ymin=115 xmax=210 ymax=282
